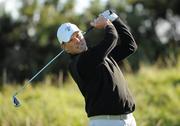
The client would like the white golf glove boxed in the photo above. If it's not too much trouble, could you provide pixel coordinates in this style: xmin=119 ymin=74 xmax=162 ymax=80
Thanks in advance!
xmin=99 ymin=10 xmax=118 ymax=22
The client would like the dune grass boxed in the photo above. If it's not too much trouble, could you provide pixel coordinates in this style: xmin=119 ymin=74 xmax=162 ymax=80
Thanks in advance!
xmin=0 ymin=65 xmax=180 ymax=126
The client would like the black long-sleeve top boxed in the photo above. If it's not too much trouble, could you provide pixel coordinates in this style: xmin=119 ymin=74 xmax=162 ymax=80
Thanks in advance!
xmin=69 ymin=17 xmax=138 ymax=117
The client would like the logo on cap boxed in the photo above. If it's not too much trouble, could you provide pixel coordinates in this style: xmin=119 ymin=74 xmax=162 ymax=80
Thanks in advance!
xmin=65 ymin=26 xmax=71 ymax=32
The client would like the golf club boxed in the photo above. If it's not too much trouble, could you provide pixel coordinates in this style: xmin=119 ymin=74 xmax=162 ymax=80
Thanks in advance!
xmin=12 ymin=26 xmax=94 ymax=107
xmin=12 ymin=50 xmax=64 ymax=107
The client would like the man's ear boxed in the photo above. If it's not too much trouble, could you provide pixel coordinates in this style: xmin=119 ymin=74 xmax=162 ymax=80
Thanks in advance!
xmin=60 ymin=44 xmax=65 ymax=50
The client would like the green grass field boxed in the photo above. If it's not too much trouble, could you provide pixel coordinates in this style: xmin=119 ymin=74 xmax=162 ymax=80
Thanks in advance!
xmin=0 ymin=65 xmax=180 ymax=126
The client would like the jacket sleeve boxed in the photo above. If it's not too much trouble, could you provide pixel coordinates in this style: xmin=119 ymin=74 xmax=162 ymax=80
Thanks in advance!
xmin=87 ymin=24 xmax=118 ymax=65
xmin=109 ymin=17 xmax=138 ymax=63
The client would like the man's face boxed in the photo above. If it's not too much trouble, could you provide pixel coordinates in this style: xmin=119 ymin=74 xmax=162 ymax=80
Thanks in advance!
xmin=62 ymin=31 xmax=88 ymax=54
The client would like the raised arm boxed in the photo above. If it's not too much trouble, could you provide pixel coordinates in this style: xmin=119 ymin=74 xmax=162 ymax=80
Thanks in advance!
xmin=99 ymin=10 xmax=138 ymax=63
xmin=110 ymin=17 xmax=137 ymax=62
xmin=87 ymin=16 xmax=118 ymax=64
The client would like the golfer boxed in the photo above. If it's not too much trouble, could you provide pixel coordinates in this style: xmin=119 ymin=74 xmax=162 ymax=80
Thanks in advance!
xmin=57 ymin=10 xmax=137 ymax=126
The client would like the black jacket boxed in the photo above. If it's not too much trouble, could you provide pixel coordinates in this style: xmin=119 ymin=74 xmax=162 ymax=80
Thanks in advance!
xmin=69 ymin=17 xmax=138 ymax=117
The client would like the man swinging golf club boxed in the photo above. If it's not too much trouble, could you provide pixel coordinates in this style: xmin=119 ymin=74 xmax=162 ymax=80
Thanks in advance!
xmin=57 ymin=10 xmax=137 ymax=126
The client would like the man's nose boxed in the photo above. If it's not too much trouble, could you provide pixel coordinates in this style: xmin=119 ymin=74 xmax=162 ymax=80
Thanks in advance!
xmin=73 ymin=37 xmax=80 ymax=43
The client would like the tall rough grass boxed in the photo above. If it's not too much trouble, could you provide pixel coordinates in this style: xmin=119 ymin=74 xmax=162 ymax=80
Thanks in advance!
xmin=0 ymin=80 xmax=88 ymax=126
xmin=0 ymin=65 xmax=180 ymax=126
xmin=127 ymin=66 xmax=180 ymax=126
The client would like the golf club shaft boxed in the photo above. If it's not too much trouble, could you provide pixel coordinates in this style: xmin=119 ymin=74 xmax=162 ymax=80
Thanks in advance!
xmin=13 ymin=50 xmax=64 ymax=96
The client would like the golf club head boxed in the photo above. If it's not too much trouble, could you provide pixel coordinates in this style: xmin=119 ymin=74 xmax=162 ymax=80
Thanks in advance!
xmin=12 ymin=96 xmax=21 ymax=107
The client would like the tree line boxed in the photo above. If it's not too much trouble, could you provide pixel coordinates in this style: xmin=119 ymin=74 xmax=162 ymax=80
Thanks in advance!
xmin=0 ymin=0 xmax=180 ymax=84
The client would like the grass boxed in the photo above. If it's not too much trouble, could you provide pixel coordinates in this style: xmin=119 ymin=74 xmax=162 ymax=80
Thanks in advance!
xmin=0 ymin=65 xmax=180 ymax=126
xmin=0 ymin=80 xmax=88 ymax=126
xmin=127 ymin=66 xmax=180 ymax=126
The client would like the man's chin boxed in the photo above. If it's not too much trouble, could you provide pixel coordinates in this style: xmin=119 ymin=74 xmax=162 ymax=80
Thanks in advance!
xmin=78 ymin=47 xmax=88 ymax=54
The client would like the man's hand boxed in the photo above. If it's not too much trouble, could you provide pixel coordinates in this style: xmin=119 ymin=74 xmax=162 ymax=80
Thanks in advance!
xmin=99 ymin=10 xmax=118 ymax=22
xmin=90 ymin=16 xmax=112 ymax=29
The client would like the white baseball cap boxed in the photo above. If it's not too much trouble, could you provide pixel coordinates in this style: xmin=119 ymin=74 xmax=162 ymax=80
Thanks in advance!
xmin=57 ymin=23 xmax=80 ymax=44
